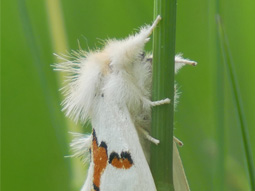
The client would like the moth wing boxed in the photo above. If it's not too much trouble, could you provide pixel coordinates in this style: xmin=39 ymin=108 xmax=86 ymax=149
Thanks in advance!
xmin=81 ymin=163 xmax=94 ymax=191
xmin=93 ymin=102 xmax=156 ymax=191
xmin=68 ymin=133 xmax=94 ymax=191
xmin=173 ymin=142 xmax=190 ymax=191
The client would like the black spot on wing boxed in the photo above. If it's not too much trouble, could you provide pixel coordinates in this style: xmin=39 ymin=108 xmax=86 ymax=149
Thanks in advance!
xmin=92 ymin=129 xmax=98 ymax=144
xmin=121 ymin=152 xmax=133 ymax=164
xmin=93 ymin=184 xmax=100 ymax=191
xmin=109 ymin=151 xmax=133 ymax=164
xmin=109 ymin=152 xmax=119 ymax=164
xmin=99 ymin=141 xmax=108 ymax=155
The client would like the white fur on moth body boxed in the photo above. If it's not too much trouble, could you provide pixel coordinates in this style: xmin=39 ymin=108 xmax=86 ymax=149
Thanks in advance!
xmin=55 ymin=15 xmax=196 ymax=191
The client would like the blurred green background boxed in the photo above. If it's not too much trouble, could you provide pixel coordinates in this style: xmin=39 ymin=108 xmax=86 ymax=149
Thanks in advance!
xmin=1 ymin=0 xmax=254 ymax=191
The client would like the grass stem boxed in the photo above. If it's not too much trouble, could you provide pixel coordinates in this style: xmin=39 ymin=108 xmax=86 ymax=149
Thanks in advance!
xmin=151 ymin=0 xmax=177 ymax=190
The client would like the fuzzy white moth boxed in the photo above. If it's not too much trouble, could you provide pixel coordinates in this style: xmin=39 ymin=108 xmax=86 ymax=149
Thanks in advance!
xmin=55 ymin=15 xmax=196 ymax=191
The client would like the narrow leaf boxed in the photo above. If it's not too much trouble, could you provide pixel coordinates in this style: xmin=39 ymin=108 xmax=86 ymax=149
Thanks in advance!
xmin=216 ymin=15 xmax=255 ymax=191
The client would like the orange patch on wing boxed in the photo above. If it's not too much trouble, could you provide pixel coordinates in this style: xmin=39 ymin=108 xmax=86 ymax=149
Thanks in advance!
xmin=91 ymin=129 xmax=134 ymax=191
xmin=111 ymin=158 xmax=133 ymax=169
xmin=92 ymin=130 xmax=108 ymax=190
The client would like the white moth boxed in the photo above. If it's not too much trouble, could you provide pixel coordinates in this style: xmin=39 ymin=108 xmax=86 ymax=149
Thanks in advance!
xmin=55 ymin=15 xmax=196 ymax=191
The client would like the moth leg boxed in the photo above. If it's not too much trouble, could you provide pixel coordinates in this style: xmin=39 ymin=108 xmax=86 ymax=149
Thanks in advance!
xmin=174 ymin=55 xmax=197 ymax=74
xmin=138 ymin=127 xmax=160 ymax=145
xmin=150 ymin=98 xmax=170 ymax=107
xmin=175 ymin=56 xmax=197 ymax=66
xmin=173 ymin=136 xmax=183 ymax=147
xmin=145 ymin=54 xmax=197 ymax=66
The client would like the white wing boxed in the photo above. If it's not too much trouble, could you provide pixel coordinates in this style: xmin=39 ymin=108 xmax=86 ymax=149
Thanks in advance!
xmin=91 ymin=98 xmax=157 ymax=191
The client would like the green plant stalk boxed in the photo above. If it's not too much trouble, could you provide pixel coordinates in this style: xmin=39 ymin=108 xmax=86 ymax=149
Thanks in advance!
xmin=216 ymin=15 xmax=255 ymax=191
xmin=151 ymin=0 xmax=177 ymax=190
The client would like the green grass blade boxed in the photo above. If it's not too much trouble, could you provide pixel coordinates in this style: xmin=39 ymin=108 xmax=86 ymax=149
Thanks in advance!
xmin=208 ymin=1 xmax=225 ymax=190
xmin=45 ymin=0 xmax=69 ymax=55
xmin=17 ymin=0 xmax=68 ymax=154
xmin=216 ymin=15 xmax=255 ymax=191
xmin=45 ymin=1 xmax=87 ymax=189
xmin=151 ymin=0 xmax=177 ymax=190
